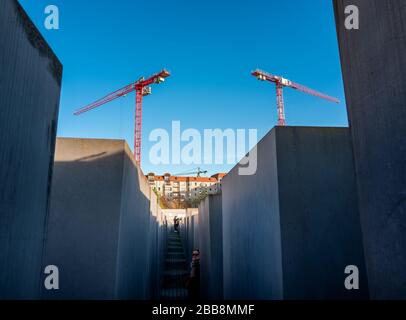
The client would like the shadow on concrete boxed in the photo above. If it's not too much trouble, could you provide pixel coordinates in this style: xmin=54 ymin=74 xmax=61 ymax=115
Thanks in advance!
xmin=41 ymin=145 xmax=164 ymax=299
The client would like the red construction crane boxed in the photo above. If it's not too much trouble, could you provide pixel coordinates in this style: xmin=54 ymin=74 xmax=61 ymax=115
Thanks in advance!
xmin=251 ymin=69 xmax=340 ymax=126
xmin=74 ymin=69 xmax=170 ymax=166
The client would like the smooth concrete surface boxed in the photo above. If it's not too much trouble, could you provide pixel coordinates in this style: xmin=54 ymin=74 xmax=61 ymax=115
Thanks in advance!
xmin=181 ymin=209 xmax=199 ymax=264
xmin=198 ymin=194 xmax=223 ymax=299
xmin=42 ymin=138 xmax=166 ymax=299
xmin=222 ymin=126 xmax=368 ymax=300
xmin=333 ymin=0 xmax=406 ymax=299
xmin=149 ymin=191 xmax=167 ymax=299
xmin=0 ymin=0 xmax=62 ymax=299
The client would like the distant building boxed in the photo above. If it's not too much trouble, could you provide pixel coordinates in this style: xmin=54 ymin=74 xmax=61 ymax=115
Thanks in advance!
xmin=146 ymin=172 xmax=227 ymax=202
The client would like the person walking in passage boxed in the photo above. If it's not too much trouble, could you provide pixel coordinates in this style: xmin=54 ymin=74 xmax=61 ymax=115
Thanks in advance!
xmin=173 ymin=216 xmax=180 ymax=233
xmin=186 ymin=249 xmax=200 ymax=300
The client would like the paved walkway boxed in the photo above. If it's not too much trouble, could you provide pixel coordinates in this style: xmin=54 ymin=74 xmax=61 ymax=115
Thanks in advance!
xmin=161 ymin=230 xmax=189 ymax=300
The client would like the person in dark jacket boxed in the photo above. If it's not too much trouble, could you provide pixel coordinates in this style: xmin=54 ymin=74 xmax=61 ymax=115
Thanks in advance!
xmin=186 ymin=249 xmax=200 ymax=300
xmin=173 ymin=216 xmax=179 ymax=232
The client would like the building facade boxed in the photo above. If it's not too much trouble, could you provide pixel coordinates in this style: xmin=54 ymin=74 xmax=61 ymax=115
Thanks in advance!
xmin=147 ymin=173 xmax=226 ymax=202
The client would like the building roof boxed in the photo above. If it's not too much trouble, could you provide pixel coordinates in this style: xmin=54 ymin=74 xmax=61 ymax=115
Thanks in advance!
xmin=211 ymin=173 xmax=227 ymax=179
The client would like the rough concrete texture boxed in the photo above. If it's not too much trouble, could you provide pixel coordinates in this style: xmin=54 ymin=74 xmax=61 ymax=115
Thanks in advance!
xmin=0 ymin=0 xmax=62 ymax=299
xmin=198 ymin=194 xmax=223 ymax=299
xmin=333 ymin=0 xmax=406 ymax=299
xmin=222 ymin=127 xmax=368 ymax=300
xmin=42 ymin=138 xmax=166 ymax=299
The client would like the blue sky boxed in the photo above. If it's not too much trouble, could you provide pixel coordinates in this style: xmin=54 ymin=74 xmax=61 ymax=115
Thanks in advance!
xmin=19 ymin=0 xmax=346 ymax=175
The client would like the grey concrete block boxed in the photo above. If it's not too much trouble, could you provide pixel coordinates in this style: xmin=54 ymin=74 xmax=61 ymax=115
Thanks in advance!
xmin=198 ymin=194 xmax=223 ymax=299
xmin=181 ymin=209 xmax=199 ymax=266
xmin=222 ymin=127 xmax=368 ymax=300
xmin=333 ymin=0 xmax=406 ymax=299
xmin=0 ymin=0 xmax=62 ymax=299
xmin=42 ymin=138 xmax=164 ymax=299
